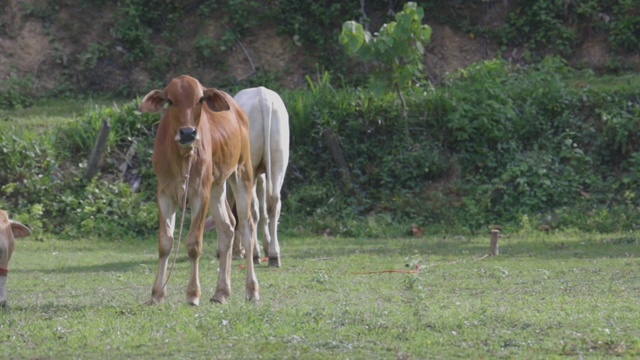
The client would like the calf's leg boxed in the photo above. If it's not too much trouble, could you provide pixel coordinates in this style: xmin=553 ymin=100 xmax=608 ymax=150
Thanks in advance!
xmin=146 ymin=194 xmax=176 ymax=305
xmin=210 ymin=186 xmax=235 ymax=304
xmin=184 ymin=192 xmax=209 ymax=306
xmin=0 ymin=241 xmax=11 ymax=307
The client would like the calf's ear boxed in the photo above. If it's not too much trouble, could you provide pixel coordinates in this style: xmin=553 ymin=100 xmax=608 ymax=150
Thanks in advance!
xmin=202 ymin=89 xmax=231 ymax=112
xmin=139 ymin=90 xmax=167 ymax=113
xmin=10 ymin=221 xmax=31 ymax=239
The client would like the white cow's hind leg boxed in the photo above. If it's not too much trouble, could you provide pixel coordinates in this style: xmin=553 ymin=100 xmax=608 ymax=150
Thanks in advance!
xmin=254 ymin=174 xmax=267 ymax=263
xmin=266 ymin=191 xmax=282 ymax=268
xmin=267 ymin=161 xmax=287 ymax=268
xmin=228 ymin=174 xmax=260 ymax=302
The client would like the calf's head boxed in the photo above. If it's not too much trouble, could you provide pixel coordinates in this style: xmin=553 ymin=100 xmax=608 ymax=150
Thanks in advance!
xmin=0 ymin=210 xmax=32 ymax=307
xmin=139 ymin=75 xmax=232 ymax=148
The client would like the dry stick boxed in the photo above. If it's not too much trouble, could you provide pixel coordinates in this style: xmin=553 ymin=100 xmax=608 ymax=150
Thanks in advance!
xmin=359 ymin=0 xmax=370 ymax=33
xmin=236 ymin=38 xmax=256 ymax=81
xmin=475 ymin=254 xmax=490 ymax=261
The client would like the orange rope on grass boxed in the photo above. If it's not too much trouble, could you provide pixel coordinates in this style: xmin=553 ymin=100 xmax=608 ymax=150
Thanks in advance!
xmin=352 ymin=265 xmax=420 ymax=275
xmin=239 ymin=258 xmax=270 ymax=270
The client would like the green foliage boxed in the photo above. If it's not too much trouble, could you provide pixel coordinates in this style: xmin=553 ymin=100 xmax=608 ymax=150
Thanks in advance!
xmin=498 ymin=0 xmax=578 ymax=56
xmin=339 ymin=2 xmax=432 ymax=94
xmin=193 ymin=36 xmax=218 ymax=60
xmin=197 ymin=0 xmax=260 ymax=37
xmin=18 ymin=1 xmax=57 ymax=20
xmin=0 ymin=100 xmax=158 ymax=237
xmin=113 ymin=0 xmax=182 ymax=63
xmin=4 ymin=58 xmax=640 ymax=237
xmin=608 ymin=0 xmax=640 ymax=51
xmin=281 ymin=57 xmax=640 ymax=235
xmin=274 ymin=0 xmax=355 ymax=70
xmin=59 ymin=179 xmax=157 ymax=238
xmin=194 ymin=0 xmax=261 ymax=64
xmin=0 ymin=73 xmax=35 ymax=110
xmin=496 ymin=0 xmax=640 ymax=58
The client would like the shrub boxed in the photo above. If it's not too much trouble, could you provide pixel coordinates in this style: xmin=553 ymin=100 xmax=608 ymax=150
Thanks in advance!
xmin=1 ymin=100 xmax=159 ymax=237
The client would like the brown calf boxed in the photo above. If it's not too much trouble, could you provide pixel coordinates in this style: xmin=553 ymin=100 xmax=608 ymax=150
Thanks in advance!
xmin=0 ymin=210 xmax=32 ymax=307
xmin=140 ymin=75 xmax=257 ymax=305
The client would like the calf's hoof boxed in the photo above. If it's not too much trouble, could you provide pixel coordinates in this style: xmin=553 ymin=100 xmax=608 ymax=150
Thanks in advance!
xmin=186 ymin=296 xmax=200 ymax=306
xmin=143 ymin=297 xmax=164 ymax=306
xmin=245 ymin=292 xmax=260 ymax=303
xmin=253 ymin=256 xmax=262 ymax=265
xmin=211 ymin=290 xmax=230 ymax=304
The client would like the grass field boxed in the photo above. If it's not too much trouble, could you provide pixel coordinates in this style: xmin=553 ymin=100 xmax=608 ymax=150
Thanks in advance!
xmin=0 ymin=98 xmax=125 ymax=132
xmin=1 ymin=230 xmax=639 ymax=359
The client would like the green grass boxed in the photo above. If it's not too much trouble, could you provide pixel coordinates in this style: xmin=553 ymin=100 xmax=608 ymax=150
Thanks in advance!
xmin=569 ymin=72 xmax=640 ymax=94
xmin=0 ymin=98 xmax=125 ymax=132
xmin=1 ymin=231 xmax=639 ymax=359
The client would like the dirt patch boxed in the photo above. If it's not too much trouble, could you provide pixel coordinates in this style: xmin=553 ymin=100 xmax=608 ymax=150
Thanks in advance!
xmin=0 ymin=1 xmax=52 ymax=89
xmin=226 ymin=25 xmax=309 ymax=89
xmin=573 ymin=35 xmax=612 ymax=69
xmin=426 ymin=24 xmax=499 ymax=82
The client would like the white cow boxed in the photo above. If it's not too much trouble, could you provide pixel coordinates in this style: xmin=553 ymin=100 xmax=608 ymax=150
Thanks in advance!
xmin=0 ymin=210 xmax=32 ymax=307
xmin=237 ymin=87 xmax=289 ymax=268
xmin=206 ymin=87 xmax=290 ymax=267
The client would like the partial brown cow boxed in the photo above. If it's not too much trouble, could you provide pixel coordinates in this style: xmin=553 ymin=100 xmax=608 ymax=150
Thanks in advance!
xmin=0 ymin=210 xmax=32 ymax=307
xmin=140 ymin=75 xmax=258 ymax=305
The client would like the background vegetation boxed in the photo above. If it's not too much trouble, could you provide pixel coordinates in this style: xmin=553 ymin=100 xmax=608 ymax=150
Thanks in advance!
xmin=1 ymin=0 xmax=640 ymax=237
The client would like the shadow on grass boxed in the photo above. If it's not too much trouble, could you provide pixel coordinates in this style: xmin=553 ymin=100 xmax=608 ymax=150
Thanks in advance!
xmin=4 ymin=300 xmax=150 ymax=313
xmin=10 ymin=257 xmax=181 ymax=274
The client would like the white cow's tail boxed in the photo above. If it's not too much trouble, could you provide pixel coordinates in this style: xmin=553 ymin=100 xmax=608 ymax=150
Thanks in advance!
xmin=260 ymin=87 xmax=274 ymax=193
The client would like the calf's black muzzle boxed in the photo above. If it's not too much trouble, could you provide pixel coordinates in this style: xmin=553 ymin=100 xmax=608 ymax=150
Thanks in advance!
xmin=179 ymin=127 xmax=198 ymax=145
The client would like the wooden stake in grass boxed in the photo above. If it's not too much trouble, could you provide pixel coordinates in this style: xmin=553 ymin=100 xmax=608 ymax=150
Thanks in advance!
xmin=322 ymin=128 xmax=353 ymax=191
xmin=85 ymin=119 xmax=111 ymax=181
xmin=490 ymin=229 xmax=500 ymax=256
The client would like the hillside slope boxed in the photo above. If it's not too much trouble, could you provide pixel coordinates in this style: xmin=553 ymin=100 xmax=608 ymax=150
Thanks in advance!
xmin=1 ymin=0 xmax=638 ymax=96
